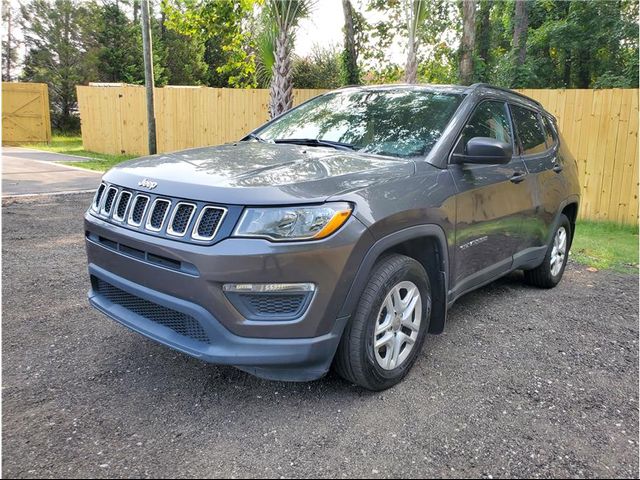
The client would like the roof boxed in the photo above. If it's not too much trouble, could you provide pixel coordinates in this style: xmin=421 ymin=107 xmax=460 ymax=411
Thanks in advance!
xmin=334 ymin=83 xmax=543 ymax=111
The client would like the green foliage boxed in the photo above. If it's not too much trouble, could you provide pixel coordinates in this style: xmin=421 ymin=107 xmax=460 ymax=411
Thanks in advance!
xmin=160 ymin=28 xmax=208 ymax=85
xmin=362 ymin=0 xmax=458 ymax=84
xmin=488 ymin=0 xmax=639 ymax=89
xmin=293 ymin=47 xmax=343 ymax=89
xmin=94 ymin=4 xmax=144 ymax=83
xmin=20 ymin=0 xmax=94 ymax=131
xmin=162 ymin=0 xmax=257 ymax=87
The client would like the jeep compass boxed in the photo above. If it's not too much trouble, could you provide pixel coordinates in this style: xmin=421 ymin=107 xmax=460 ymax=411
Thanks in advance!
xmin=85 ymin=84 xmax=580 ymax=390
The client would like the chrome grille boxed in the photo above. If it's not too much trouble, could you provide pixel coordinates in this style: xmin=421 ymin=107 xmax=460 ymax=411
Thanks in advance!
xmin=128 ymin=195 xmax=149 ymax=226
xmin=193 ymin=206 xmax=226 ymax=241
xmin=113 ymin=191 xmax=132 ymax=221
xmin=167 ymin=203 xmax=196 ymax=237
xmin=146 ymin=199 xmax=171 ymax=231
xmin=101 ymin=187 xmax=118 ymax=215
xmin=91 ymin=183 xmax=227 ymax=243
xmin=93 ymin=183 xmax=106 ymax=211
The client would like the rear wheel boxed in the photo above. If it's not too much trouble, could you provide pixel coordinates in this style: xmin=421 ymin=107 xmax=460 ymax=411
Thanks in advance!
xmin=334 ymin=254 xmax=431 ymax=391
xmin=524 ymin=214 xmax=571 ymax=288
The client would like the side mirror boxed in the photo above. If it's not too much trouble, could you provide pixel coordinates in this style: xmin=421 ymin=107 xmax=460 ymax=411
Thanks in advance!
xmin=452 ymin=137 xmax=513 ymax=165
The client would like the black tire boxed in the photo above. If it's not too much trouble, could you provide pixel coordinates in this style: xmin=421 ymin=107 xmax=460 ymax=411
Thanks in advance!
xmin=524 ymin=213 xmax=571 ymax=288
xmin=334 ymin=254 xmax=431 ymax=391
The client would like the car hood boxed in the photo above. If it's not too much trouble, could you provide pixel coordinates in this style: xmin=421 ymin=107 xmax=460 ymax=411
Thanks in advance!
xmin=103 ymin=142 xmax=416 ymax=205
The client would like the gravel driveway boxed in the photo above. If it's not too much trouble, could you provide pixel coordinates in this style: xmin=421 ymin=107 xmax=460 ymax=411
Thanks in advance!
xmin=3 ymin=193 xmax=638 ymax=478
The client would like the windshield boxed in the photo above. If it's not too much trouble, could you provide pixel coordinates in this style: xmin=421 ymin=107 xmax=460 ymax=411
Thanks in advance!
xmin=256 ymin=89 xmax=464 ymax=158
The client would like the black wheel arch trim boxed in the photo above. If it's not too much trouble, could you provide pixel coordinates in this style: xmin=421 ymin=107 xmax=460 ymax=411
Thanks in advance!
xmin=338 ymin=224 xmax=450 ymax=335
xmin=551 ymin=195 xmax=580 ymax=246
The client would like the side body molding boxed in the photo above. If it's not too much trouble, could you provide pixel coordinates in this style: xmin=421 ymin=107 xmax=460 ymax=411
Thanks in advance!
xmin=338 ymin=224 xmax=450 ymax=334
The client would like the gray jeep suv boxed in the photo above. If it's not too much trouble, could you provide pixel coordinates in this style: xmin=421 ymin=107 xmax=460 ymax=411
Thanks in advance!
xmin=85 ymin=83 xmax=580 ymax=390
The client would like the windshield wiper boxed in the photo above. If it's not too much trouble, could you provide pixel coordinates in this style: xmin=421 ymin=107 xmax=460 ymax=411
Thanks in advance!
xmin=274 ymin=138 xmax=357 ymax=151
xmin=243 ymin=133 xmax=266 ymax=143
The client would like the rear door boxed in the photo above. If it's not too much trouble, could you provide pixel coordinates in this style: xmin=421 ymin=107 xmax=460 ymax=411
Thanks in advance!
xmin=510 ymin=105 xmax=564 ymax=252
xmin=449 ymin=100 xmax=535 ymax=296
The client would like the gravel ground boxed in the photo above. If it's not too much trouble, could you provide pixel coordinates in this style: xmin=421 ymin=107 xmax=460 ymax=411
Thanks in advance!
xmin=3 ymin=193 xmax=638 ymax=479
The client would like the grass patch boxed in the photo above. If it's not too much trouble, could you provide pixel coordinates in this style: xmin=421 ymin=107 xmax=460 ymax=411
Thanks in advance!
xmin=572 ymin=221 xmax=639 ymax=273
xmin=20 ymin=134 xmax=136 ymax=172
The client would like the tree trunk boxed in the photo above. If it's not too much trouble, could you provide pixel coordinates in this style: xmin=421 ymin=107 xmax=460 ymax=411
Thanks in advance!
xmin=405 ymin=42 xmax=418 ymax=83
xmin=269 ymin=29 xmax=293 ymax=119
xmin=476 ymin=0 xmax=491 ymax=72
xmin=5 ymin=2 xmax=11 ymax=81
xmin=342 ymin=0 xmax=359 ymax=84
xmin=459 ymin=0 xmax=476 ymax=85
xmin=513 ymin=0 xmax=528 ymax=66
xmin=404 ymin=0 xmax=426 ymax=83
xmin=141 ymin=0 xmax=157 ymax=154
xmin=133 ymin=0 xmax=140 ymax=23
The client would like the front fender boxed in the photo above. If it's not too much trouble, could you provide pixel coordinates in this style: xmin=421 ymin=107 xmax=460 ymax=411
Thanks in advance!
xmin=338 ymin=224 xmax=450 ymax=334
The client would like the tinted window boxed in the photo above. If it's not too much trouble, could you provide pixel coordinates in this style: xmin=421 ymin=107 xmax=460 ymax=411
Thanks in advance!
xmin=542 ymin=115 xmax=556 ymax=147
xmin=511 ymin=106 xmax=547 ymax=155
xmin=258 ymin=90 xmax=463 ymax=158
xmin=460 ymin=101 xmax=512 ymax=152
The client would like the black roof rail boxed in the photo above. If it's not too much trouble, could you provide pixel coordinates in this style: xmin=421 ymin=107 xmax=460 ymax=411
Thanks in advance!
xmin=467 ymin=83 xmax=543 ymax=107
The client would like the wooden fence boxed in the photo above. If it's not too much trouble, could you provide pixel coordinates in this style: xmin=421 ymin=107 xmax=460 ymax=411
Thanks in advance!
xmin=76 ymin=85 xmax=326 ymax=156
xmin=77 ymin=85 xmax=638 ymax=225
xmin=2 ymin=82 xmax=51 ymax=144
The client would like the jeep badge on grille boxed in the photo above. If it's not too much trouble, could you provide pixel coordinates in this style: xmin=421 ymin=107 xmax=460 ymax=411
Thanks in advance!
xmin=138 ymin=178 xmax=158 ymax=190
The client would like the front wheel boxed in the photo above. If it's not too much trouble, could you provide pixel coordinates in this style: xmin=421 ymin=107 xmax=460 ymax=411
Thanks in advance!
xmin=334 ymin=254 xmax=431 ymax=391
xmin=524 ymin=214 xmax=571 ymax=288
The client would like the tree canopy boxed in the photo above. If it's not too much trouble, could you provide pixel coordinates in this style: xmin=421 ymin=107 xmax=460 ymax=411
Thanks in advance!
xmin=4 ymin=0 xmax=637 ymax=131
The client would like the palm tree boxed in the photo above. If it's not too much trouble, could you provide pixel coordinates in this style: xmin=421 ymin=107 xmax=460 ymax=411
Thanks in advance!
xmin=405 ymin=0 xmax=427 ymax=84
xmin=261 ymin=0 xmax=314 ymax=119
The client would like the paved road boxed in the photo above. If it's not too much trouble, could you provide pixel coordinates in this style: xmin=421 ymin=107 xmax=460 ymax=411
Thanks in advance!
xmin=2 ymin=147 xmax=100 ymax=196
xmin=3 ymin=193 xmax=638 ymax=478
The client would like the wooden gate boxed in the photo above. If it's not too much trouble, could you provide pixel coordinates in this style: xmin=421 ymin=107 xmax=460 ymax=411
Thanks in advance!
xmin=2 ymin=82 xmax=51 ymax=144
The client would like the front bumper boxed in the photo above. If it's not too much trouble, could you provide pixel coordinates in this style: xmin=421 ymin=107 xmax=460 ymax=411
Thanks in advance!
xmin=89 ymin=264 xmax=349 ymax=381
xmin=85 ymin=211 xmax=372 ymax=380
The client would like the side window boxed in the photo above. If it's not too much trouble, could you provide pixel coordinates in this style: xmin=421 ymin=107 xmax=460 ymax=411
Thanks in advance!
xmin=511 ymin=105 xmax=547 ymax=155
xmin=542 ymin=115 xmax=557 ymax=148
xmin=460 ymin=101 xmax=512 ymax=153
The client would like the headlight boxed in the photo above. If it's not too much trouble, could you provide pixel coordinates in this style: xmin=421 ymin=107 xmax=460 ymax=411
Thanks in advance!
xmin=233 ymin=202 xmax=353 ymax=241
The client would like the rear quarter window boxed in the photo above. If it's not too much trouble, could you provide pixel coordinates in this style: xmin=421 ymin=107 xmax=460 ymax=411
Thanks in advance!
xmin=511 ymin=105 xmax=547 ymax=155
xmin=542 ymin=115 xmax=557 ymax=148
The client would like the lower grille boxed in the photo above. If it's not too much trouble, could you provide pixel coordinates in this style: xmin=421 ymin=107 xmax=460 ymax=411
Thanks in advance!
xmin=240 ymin=294 xmax=306 ymax=315
xmin=94 ymin=278 xmax=211 ymax=344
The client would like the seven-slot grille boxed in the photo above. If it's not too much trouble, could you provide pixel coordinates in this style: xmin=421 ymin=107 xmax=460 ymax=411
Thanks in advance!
xmin=113 ymin=191 xmax=132 ymax=221
xmin=168 ymin=203 xmax=196 ymax=236
xmin=91 ymin=183 xmax=227 ymax=243
xmin=128 ymin=195 xmax=149 ymax=226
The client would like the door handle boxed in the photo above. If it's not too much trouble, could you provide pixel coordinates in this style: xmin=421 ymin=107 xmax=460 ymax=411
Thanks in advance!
xmin=510 ymin=171 xmax=527 ymax=184
xmin=552 ymin=163 xmax=564 ymax=173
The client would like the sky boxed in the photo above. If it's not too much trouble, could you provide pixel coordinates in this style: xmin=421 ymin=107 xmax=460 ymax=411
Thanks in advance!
xmin=295 ymin=0 xmax=407 ymax=65
xmin=295 ymin=0 xmax=345 ymax=57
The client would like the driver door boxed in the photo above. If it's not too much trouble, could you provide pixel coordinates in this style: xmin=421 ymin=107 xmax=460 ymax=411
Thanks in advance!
xmin=449 ymin=100 xmax=535 ymax=295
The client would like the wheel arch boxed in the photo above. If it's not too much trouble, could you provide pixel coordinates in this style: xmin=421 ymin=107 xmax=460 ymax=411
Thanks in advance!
xmin=338 ymin=225 xmax=450 ymax=335
xmin=561 ymin=201 xmax=579 ymax=248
